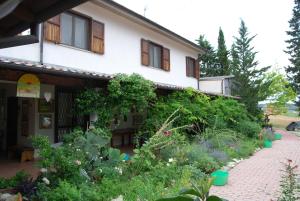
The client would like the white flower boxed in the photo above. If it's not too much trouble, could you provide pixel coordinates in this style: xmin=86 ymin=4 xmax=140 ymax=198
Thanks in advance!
xmin=42 ymin=177 xmax=50 ymax=185
xmin=114 ymin=167 xmax=123 ymax=175
xmin=99 ymin=169 xmax=102 ymax=173
xmin=40 ymin=168 xmax=47 ymax=173
xmin=122 ymin=160 xmax=126 ymax=162
xmin=166 ymin=163 xmax=170 ymax=167
xmin=75 ymin=160 xmax=81 ymax=165
xmin=76 ymin=148 xmax=80 ymax=151
xmin=100 ymin=157 xmax=103 ymax=160
xmin=168 ymin=158 xmax=175 ymax=163
xmin=68 ymin=143 xmax=72 ymax=146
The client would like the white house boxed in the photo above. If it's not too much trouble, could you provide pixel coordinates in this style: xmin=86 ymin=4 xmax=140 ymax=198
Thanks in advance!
xmin=0 ymin=0 xmax=232 ymax=157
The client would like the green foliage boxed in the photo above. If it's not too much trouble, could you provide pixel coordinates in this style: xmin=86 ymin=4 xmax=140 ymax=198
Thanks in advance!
xmin=231 ymin=20 xmax=270 ymax=116
xmin=278 ymin=159 xmax=300 ymax=201
xmin=0 ymin=171 xmax=29 ymax=189
xmin=210 ymin=98 xmax=249 ymax=128
xmin=261 ymin=72 xmax=296 ymax=115
xmin=40 ymin=180 xmax=81 ymax=201
xmin=197 ymin=35 xmax=218 ymax=77
xmin=156 ymin=178 xmax=223 ymax=201
xmin=217 ymin=27 xmax=230 ymax=75
xmin=131 ymin=109 xmax=187 ymax=173
xmin=75 ymin=73 xmax=156 ymax=128
xmin=32 ymin=128 xmax=124 ymax=184
xmin=141 ymin=88 xmax=212 ymax=140
xmin=108 ymin=73 xmax=156 ymax=116
xmin=236 ymin=120 xmax=261 ymax=138
xmin=285 ymin=0 xmax=300 ymax=100
xmin=197 ymin=29 xmax=230 ymax=77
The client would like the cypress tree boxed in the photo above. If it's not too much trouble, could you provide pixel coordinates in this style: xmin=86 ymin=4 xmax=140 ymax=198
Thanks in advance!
xmin=285 ymin=0 xmax=300 ymax=105
xmin=231 ymin=20 xmax=270 ymax=116
xmin=217 ymin=28 xmax=230 ymax=75
xmin=197 ymin=35 xmax=219 ymax=76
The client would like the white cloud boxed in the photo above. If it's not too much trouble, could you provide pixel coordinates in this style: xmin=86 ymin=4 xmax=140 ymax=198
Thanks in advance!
xmin=114 ymin=0 xmax=294 ymax=73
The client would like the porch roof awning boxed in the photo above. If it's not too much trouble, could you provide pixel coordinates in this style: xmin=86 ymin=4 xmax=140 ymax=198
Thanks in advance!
xmin=0 ymin=56 xmax=113 ymax=80
xmin=0 ymin=56 xmax=240 ymax=99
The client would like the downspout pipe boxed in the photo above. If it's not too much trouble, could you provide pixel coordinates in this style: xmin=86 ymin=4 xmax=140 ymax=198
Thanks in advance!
xmin=197 ymin=60 xmax=200 ymax=90
xmin=39 ymin=23 xmax=44 ymax=65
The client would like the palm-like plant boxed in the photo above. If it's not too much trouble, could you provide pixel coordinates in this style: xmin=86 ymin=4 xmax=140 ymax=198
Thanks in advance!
xmin=156 ymin=178 xmax=225 ymax=201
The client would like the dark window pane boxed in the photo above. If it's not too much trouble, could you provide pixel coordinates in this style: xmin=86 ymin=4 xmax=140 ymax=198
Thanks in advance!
xmin=74 ymin=16 xmax=88 ymax=49
xmin=61 ymin=13 xmax=72 ymax=45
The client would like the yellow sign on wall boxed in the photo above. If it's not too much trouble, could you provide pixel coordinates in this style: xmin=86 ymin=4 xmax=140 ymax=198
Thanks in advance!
xmin=17 ymin=74 xmax=40 ymax=98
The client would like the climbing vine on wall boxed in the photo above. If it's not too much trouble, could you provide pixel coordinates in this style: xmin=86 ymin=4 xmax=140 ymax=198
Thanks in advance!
xmin=75 ymin=73 xmax=156 ymax=129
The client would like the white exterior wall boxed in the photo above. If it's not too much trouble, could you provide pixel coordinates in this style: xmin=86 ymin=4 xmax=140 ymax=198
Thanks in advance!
xmin=0 ymin=2 xmax=199 ymax=89
xmin=199 ymin=80 xmax=223 ymax=94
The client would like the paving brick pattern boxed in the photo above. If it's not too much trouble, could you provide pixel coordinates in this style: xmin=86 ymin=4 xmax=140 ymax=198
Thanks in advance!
xmin=210 ymin=130 xmax=300 ymax=201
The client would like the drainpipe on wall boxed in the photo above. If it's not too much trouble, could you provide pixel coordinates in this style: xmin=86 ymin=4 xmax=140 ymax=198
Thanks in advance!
xmin=39 ymin=23 xmax=44 ymax=65
xmin=197 ymin=60 xmax=200 ymax=90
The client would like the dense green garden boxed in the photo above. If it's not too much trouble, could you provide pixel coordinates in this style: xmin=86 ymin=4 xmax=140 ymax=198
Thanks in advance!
xmin=0 ymin=74 xmax=266 ymax=201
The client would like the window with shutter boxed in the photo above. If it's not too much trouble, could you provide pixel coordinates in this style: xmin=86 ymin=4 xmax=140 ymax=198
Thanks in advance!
xmin=60 ymin=12 xmax=90 ymax=50
xmin=44 ymin=12 xmax=104 ymax=53
xmin=91 ymin=21 xmax=104 ymax=54
xmin=186 ymin=57 xmax=198 ymax=78
xmin=44 ymin=15 xmax=61 ymax=43
xmin=141 ymin=39 xmax=170 ymax=71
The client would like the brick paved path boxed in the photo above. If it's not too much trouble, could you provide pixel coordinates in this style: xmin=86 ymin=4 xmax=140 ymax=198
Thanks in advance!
xmin=210 ymin=130 xmax=300 ymax=201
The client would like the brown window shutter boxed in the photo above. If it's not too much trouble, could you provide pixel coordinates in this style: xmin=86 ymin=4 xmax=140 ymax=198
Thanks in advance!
xmin=141 ymin=39 xmax=149 ymax=66
xmin=195 ymin=60 xmax=200 ymax=79
xmin=162 ymin=48 xmax=170 ymax=71
xmin=44 ymin=15 xmax=61 ymax=43
xmin=186 ymin=57 xmax=190 ymax=77
xmin=91 ymin=20 xmax=105 ymax=54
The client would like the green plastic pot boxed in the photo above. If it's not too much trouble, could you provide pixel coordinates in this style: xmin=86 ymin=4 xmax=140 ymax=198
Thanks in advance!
xmin=264 ymin=140 xmax=272 ymax=148
xmin=275 ymin=133 xmax=282 ymax=140
xmin=211 ymin=170 xmax=228 ymax=186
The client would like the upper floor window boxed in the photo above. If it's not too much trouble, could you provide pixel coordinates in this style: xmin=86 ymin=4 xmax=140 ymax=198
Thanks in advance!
xmin=44 ymin=12 xmax=105 ymax=54
xmin=141 ymin=39 xmax=170 ymax=71
xmin=61 ymin=13 xmax=89 ymax=50
xmin=149 ymin=42 xmax=162 ymax=68
xmin=186 ymin=57 xmax=199 ymax=79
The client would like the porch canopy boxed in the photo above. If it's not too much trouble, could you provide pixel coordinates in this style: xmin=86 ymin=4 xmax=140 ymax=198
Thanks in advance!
xmin=0 ymin=0 xmax=88 ymax=48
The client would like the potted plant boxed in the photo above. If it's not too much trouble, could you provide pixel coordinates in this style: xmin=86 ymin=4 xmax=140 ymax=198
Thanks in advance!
xmin=274 ymin=132 xmax=282 ymax=140
xmin=211 ymin=170 xmax=229 ymax=186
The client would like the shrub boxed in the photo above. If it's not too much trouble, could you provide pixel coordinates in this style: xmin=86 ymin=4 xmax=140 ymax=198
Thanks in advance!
xmin=210 ymin=97 xmax=249 ymax=128
xmin=140 ymin=88 xmax=212 ymax=140
xmin=0 ymin=171 xmax=29 ymax=189
xmin=236 ymin=120 xmax=261 ymax=138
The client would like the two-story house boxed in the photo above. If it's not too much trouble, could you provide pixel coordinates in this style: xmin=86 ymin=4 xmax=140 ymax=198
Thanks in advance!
xmin=0 ymin=0 xmax=207 ymax=157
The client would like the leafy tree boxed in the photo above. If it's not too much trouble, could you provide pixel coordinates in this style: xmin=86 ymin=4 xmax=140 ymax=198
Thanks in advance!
xmin=285 ymin=0 xmax=300 ymax=109
xmin=230 ymin=20 xmax=270 ymax=116
xmin=261 ymin=72 xmax=296 ymax=116
xmin=197 ymin=35 xmax=219 ymax=76
xmin=217 ymin=28 xmax=230 ymax=75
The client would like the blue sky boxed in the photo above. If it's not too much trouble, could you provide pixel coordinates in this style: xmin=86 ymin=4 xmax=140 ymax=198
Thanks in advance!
xmin=114 ymin=0 xmax=294 ymax=74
